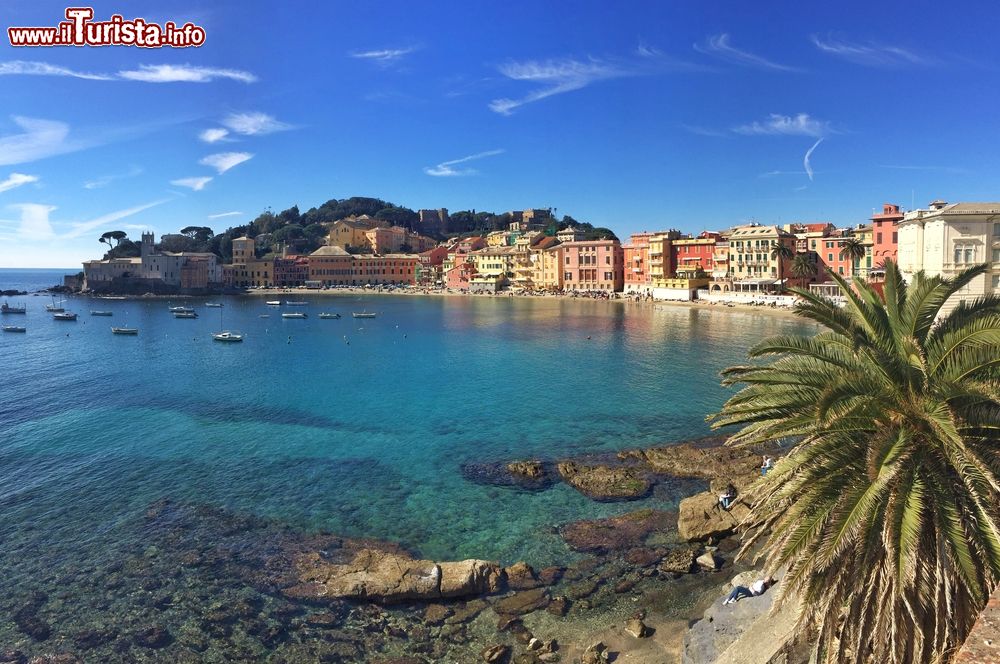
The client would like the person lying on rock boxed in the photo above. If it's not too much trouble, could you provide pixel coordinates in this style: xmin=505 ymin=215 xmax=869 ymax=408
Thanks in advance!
xmin=718 ymin=483 xmax=737 ymax=510
xmin=722 ymin=577 xmax=774 ymax=605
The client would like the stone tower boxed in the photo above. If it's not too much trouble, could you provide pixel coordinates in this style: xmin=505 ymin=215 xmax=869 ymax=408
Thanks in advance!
xmin=141 ymin=231 xmax=155 ymax=260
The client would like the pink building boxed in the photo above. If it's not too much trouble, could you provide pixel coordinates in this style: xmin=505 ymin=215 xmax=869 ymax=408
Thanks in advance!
xmin=560 ymin=239 xmax=624 ymax=292
xmin=623 ymin=232 xmax=654 ymax=293
xmin=445 ymin=236 xmax=486 ymax=289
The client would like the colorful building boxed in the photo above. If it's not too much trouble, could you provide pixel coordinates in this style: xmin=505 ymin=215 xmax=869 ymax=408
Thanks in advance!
xmin=415 ymin=246 xmax=449 ymax=286
xmin=671 ymin=232 xmax=718 ymax=275
xmin=560 ymin=239 xmax=624 ymax=292
xmin=727 ymin=225 xmax=796 ymax=291
xmin=623 ymin=232 xmax=654 ymax=294
xmin=647 ymin=231 xmax=682 ymax=286
xmin=871 ymin=203 xmax=904 ymax=267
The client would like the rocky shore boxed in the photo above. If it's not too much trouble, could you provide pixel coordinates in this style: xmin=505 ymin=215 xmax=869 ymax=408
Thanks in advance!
xmin=0 ymin=436 xmax=779 ymax=663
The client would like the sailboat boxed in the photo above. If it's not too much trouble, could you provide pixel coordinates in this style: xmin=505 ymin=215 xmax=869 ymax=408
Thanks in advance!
xmin=1 ymin=301 xmax=26 ymax=314
xmin=45 ymin=295 xmax=65 ymax=312
xmin=212 ymin=301 xmax=243 ymax=342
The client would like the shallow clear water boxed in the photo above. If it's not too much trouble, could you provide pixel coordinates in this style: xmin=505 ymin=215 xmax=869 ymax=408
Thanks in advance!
xmin=0 ymin=294 xmax=811 ymax=576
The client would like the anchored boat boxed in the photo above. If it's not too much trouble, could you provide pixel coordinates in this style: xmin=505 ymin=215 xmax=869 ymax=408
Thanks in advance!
xmin=2 ymin=325 xmax=26 ymax=333
xmin=281 ymin=312 xmax=307 ymax=319
xmin=318 ymin=313 xmax=341 ymax=319
xmin=1 ymin=302 xmax=26 ymax=314
xmin=53 ymin=312 xmax=78 ymax=321
xmin=112 ymin=327 xmax=138 ymax=335
xmin=212 ymin=331 xmax=243 ymax=343
xmin=352 ymin=312 xmax=377 ymax=319
xmin=90 ymin=310 xmax=113 ymax=316
xmin=168 ymin=306 xmax=195 ymax=313
xmin=266 ymin=300 xmax=281 ymax=306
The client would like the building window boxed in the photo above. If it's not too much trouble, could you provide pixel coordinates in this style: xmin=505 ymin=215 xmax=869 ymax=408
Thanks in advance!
xmin=994 ymin=224 xmax=1000 ymax=238
xmin=876 ymin=232 xmax=882 ymax=244
xmin=965 ymin=247 xmax=975 ymax=263
xmin=828 ymin=253 xmax=833 ymax=262
xmin=994 ymin=274 xmax=1000 ymax=291
xmin=955 ymin=247 xmax=963 ymax=264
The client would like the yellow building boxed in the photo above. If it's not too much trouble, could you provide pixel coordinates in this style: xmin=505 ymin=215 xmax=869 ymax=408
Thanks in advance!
xmin=473 ymin=246 xmax=517 ymax=280
xmin=538 ymin=244 xmax=566 ymax=290
xmin=727 ymin=225 xmax=796 ymax=287
xmin=648 ymin=233 xmax=672 ymax=285
xmin=325 ymin=216 xmax=386 ymax=250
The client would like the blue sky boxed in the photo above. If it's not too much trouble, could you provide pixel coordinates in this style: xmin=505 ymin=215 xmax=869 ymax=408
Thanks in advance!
xmin=1 ymin=0 xmax=998 ymax=267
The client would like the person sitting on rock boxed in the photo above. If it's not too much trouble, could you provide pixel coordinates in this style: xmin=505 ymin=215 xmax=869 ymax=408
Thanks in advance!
xmin=718 ymin=483 xmax=737 ymax=510
xmin=723 ymin=577 xmax=773 ymax=605
xmin=761 ymin=456 xmax=775 ymax=476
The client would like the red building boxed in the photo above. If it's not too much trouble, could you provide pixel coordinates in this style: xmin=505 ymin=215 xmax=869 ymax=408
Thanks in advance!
xmin=871 ymin=203 xmax=903 ymax=267
xmin=670 ymin=232 xmax=718 ymax=274
xmin=622 ymin=232 xmax=654 ymax=293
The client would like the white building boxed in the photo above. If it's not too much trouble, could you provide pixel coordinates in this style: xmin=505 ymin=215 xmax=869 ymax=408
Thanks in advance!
xmin=83 ymin=232 xmax=221 ymax=291
xmin=897 ymin=200 xmax=1000 ymax=314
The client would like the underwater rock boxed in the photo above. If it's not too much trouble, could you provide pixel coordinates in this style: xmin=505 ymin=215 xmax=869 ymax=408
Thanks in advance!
xmin=481 ymin=644 xmax=510 ymax=663
xmin=493 ymin=587 xmax=550 ymax=616
xmin=560 ymin=509 xmax=675 ymax=554
xmin=556 ymin=461 xmax=651 ymax=501
xmin=133 ymin=624 xmax=172 ymax=649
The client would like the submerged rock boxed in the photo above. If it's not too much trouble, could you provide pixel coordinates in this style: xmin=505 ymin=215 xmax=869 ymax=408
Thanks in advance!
xmin=481 ymin=644 xmax=510 ymax=662
xmin=134 ymin=625 xmax=171 ymax=649
xmin=677 ymin=491 xmax=750 ymax=542
xmin=493 ymin=587 xmax=550 ymax=616
xmin=556 ymin=461 xmax=651 ymax=501
xmin=506 ymin=460 xmax=545 ymax=480
xmin=286 ymin=548 xmax=505 ymax=603
xmin=560 ymin=509 xmax=675 ymax=554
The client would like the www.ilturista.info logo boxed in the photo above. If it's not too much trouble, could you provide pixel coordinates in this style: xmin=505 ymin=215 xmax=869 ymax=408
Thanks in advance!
xmin=8 ymin=8 xmax=206 ymax=48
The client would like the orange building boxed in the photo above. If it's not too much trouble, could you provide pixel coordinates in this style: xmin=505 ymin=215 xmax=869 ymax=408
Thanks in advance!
xmin=623 ymin=232 xmax=654 ymax=293
xmin=871 ymin=203 xmax=904 ymax=267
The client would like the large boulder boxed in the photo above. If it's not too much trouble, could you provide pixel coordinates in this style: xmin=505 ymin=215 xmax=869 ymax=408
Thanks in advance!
xmin=285 ymin=549 xmax=505 ymax=604
xmin=677 ymin=491 xmax=750 ymax=542
xmin=625 ymin=442 xmax=766 ymax=492
xmin=560 ymin=509 xmax=675 ymax=554
xmin=556 ymin=461 xmax=652 ymax=501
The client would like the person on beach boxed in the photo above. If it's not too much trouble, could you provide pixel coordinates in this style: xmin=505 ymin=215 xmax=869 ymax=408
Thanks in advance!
xmin=761 ymin=456 xmax=774 ymax=476
xmin=719 ymin=483 xmax=737 ymax=510
xmin=723 ymin=577 xmax=773 ymax=605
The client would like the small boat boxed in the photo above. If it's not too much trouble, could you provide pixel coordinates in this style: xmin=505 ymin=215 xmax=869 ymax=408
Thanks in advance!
xmin=90 ymin=310 xmax=113 ymax=316
xmin=205 ymin=303 xmax=223 ymax=308
xmin=258 ymin=314 xmax=270 ymax=318
xmin=352 ymin=312 xmax=377 ymax=319
xmin=286 ymin=301 xmax=308 ymax=306
xmin=281 ymin=312 xmax=307 ymax=319
xmin=318 ymin=313 xmax=341 ymax=319
xmin=98 ymin=295 xmax=127 ymax=300
xmin=174 ymin=311 xmax=198 ymax=319
xmin=45 ymin=303 xmax=65 ymax=313
xmin=266 ymin=300 xmax=282 ymax=306
xmin=1 ymin=302 xmax=26 ymax=314
xmin=53 ymin=312 xmax=78 ymax=321
xmin=212 ymin=331 xmax=244 ymax=343
xmin=112 ymin=327 xmax=138 ymax=335
xmin=2 ymin=325 xmax=26 ymax=333
xmin=168 ymin=306 xmax=195 ymax=313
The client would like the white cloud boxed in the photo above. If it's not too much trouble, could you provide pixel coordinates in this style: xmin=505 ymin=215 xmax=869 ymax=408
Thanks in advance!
xmin=0 ymin=116 xmax=86 ymax=166
xmin=489 ymin=58 xmax=626 ymax=115
xmin=5 ymin=203 xmax=56 ymax=240
xmin=680 ymin=124 xmax=730 ymax=138
xmin=170 ymin=176 xmax=212 ymax=191
xmin=64 ymin=199 xmax=170 ymax=238
xmin=694 ymin=34 xmax=800 ymax=72
xmin=733 ymin=113 xmax=832 ymax=137
xmin=117 ymin=64 xmax=257 ymax=83
xmin=208 ymin=211 xmax=242 ymax=219
xmin=424 ymin=149 xmax=505 ymax=177
xmin=803 ymin=138 xmax=824 ymax=181
xmin=83 ymin=166 xmax=142 ymax=190
xmin=349 ymin=47 xmax=417 ymax=64
xmin=0 ymin=60 xmax=112 ymax=81
xmin=221 ymin=112 xmax=292 ymax=136
xmin=0 ymin=172 xmax=39 ymax=193
xmin=199 ymin=128 xmax=230 ymax=143
xmin=811 ymin=35 xmax=926 ymax=67
xmin=199 ymin=152 xmax=253 ymax=174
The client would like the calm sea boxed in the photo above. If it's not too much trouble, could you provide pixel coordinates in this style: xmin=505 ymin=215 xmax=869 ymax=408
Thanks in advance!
xmin=0 ymin=267 xmax=76 ymax=294
xmin=0 ymin=293 xmax=813 ymax=655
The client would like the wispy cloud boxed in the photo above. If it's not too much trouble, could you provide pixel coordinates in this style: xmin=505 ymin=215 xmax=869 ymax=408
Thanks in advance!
xmin=349 ymin=46 xmax=418 ymax=65
xmin=0 ymin=116 xmax=90 ymax=166
xmin=424 ymin=149 xmax=505 ymax=177
xmin=199 ymin=152 xmax=253 ymax=174
xmin=878 ymin=164 xmax=968 ymax=174
xmin=0 ymin=60 xmax=112 ymax=81
xmin=733 ymin=113 xmax=832 ymax=138
xmin=810 ymin=35 xmax=927 ymax=67
xmin=4 ymin=203 xmax=56 ymax=240
xmin=170 ymin=176 xmax=212 ymax=191
xmin=0 ymin=172 xmax=39 ymax=193
xmin=680 ymin=124 xmax=730 ymax=138
xmin=221 ymin=112 xmax=292 ymax=136
xmin=694 ymin=33 xmax=799 ymax=71
xmin=208 ymin=211 xmax=243 ymax=219
xmin=489 ymin=58 xmax=626 ymax=115
xmin=1 ymin=60 xmax=257 ymax=83
xmin=64 ymin=199 xmax=170 ymax=238
xmin=803 ymin=138 xmax=824 ymax=181
xmin=117 ymin=64 xmax=258 ymax=83
xmin=199 ymin=128 xmax=230 ymax=143
xmin=83 ymin=165 xmax=142 ymax=190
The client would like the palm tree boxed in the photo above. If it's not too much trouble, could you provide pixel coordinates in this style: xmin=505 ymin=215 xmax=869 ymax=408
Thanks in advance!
xmin=708 ymin=260 xmax=1000 ymax=664
xmin=769 ymin=241 xmax=795 ymax=286
xmin=839 ymin=237 xmax=868 ymax=275
xmin=789 ymin=253 xmax=818 ymax=286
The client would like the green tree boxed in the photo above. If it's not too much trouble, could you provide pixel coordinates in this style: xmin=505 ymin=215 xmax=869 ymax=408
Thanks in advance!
xmin=790 ymin=253 xmax=818 ymax=285
xmin=709 ymin=260 xmax=1000 ymax=664
xmin=180 ymin=226 xmax=214 ymax=243
xmin=99 ymin=230 xmax=128 ymax=253
xmin=769 ymin=241 xmax=795 ymax=284
xmin=840 ymin=237 xmax=868 ymax=274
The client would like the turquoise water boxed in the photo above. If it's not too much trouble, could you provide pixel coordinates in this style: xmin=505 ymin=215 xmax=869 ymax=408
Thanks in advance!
xmin=0 ymin=295 xmax=810 ymax=588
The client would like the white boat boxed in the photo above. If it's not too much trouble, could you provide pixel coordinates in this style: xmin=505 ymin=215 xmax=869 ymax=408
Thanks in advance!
xmin=212 ymin=331 xmax=243 ymax=343
xmin=286 ymin=301 xmax=308 ymax=306
xmin=281 ymin=312 xmax=307 ymax=319
xmin=2 ymin=325 xmax=26 ymax=333
xmin=45 ymin=304 xmax=64 ymax=313
xmin=259 ymin=314 xmax=270 ymax=318
xmin=53 ymin=312 xmax=77 ymax=321
xmin=168 ymin=306 xmax=195 ymax=313
xmin=173 ymin=311 xmax=198 ymax=319
xmin=318 ymin=313 xmax=341 ymax=319
xmin=90 ymin=310 xmax=113 ymax=316
xmin=98 ymin=296 xmax=126 ymax=300
xmin=352 ymin=312 xmax=377 ymax=319
xmin=112 ymin=327 xmax=138 ymax=335
xmin=1 ymin=302 xmax=26 ymax=314
xmin=266 ymin=300 xmax=282 ymax=306
xmin=205 ymin=303 xmax=223 ymax=308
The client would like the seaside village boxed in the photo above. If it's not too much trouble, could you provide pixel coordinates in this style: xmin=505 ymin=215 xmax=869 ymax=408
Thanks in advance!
xmin=80 ymin=200 xmax=1000 ymax=312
